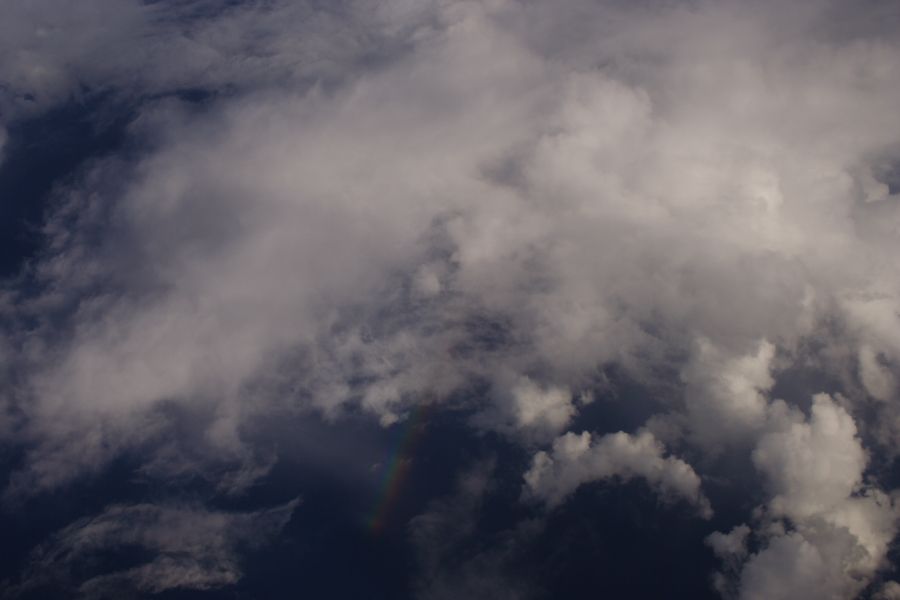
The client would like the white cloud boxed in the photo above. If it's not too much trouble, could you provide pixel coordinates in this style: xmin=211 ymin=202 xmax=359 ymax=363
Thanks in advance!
xmin=679 ymin=339 xmax=776 ymax=448
xmin=858 ymin=344 xmax=897 ymax=402
xmin=753 ymin=394 xmax=867 ymax=519
xmin=471 ymin=375 xmax=576 ymax=442
xmin=737 ymin=532 xmax=840 ymax=600
xmin=707 ymin=525 xmax=752 ymax=561
xmin=524 ymin=429 xmax=712 ymax=518
xmin=876 ymin=581 xmax=900 ymax=600
xmin=5 ymin=0 xmax=900 ymax=486
xmin=508 ymin=378 xmax=573 ymax=433
xmin=2 ymin=0 xmax=900 ymax=596
xmin=710 ymin=395 xmax=899 ymax=599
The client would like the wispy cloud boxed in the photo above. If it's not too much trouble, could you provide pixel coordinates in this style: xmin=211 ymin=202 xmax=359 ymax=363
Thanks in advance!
xmin=3 ymin=499 xmax=299 ymax=598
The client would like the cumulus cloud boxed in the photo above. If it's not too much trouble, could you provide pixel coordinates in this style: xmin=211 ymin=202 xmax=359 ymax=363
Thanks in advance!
xmin=674 ymin=339 xmax=777 ymax=448
xmin=876 ymin=582 xmax=900 ymax=600
xmin=738 ymin=532 xmax=844 ymax=600
xmin=753 ymin=395 xmax=868 ymax=519
xmin=707 ymin=525 xmax=752 ymax=562
xmin=524 ymin=429 xmax=713 ymax=518
xmin=472 ymin=375 xmax=576 ymax=442
xmin=709 ymin=395 xmax=899 ymax=599
xmin=3 ymin=0 xmax=900 ymax=490
xmin=859 ymin=345 xmax=898 ymax=402
xmin=1 ymin=0 xmax=900 ymax=597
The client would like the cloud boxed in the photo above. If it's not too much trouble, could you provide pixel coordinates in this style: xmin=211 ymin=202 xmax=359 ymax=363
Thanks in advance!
xmin=471 ymin=375 xmax=576 ymax=442
xmin=678 ymin=339 xmax=776 ymax=448
xmin=4 ymin=0 xmax=900 ymax=489
xmin=876 ymin=581 xmax=900 ymax=600
xmin=3 ymin=498 xmax=299 ymax=598
xmin=709 ymin=395 xmax=899 ymax=599
xmin=1 ymin=0 xmax=900 ymax=597
xmin=0 ymin=1 xmax=430 ymax=113
xmin=753 ymin=394 xmax=868 ymax=519
xmin=858 ymin=344 xmax=897 ymax=402
xmin=707 ymin=525 xmax=752 ymax=562
xmin=706 ymin=525 xmax=754 ymax=598
xmin=523 ymin=429 xmax=713 ymax=518
xmin=737 ymin=532 xmax=843 ymax=600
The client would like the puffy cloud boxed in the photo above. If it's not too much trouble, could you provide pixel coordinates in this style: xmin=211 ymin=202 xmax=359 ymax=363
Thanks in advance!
xmin=524 ymin=430 xmax=712 ymax=518
xmin=737 ymin=532 xmax=842 ymax=600
xmin=1 ymin=0 xmax=900 ymax=597
xmin=472 ymin=375 xmax=576 ymax=442
xmin=876 ymin=581 xmax=900 ymax=600
xmin=710 ymin=395 xmax=899 ymax=599
xmin=707 ymin=525 xmax=752 ymax=562
xmin=677 ymin=339 xmax=776 ymax=448
xmin=4 ymin=0 xmax=900 ymax=490
xmin=506 ymin=378 xmax=574 ymax=433
xmin=752 ymin=394 xmax=868 ymax=519
xmin=858 ymin=344 xmax=897 ymax=402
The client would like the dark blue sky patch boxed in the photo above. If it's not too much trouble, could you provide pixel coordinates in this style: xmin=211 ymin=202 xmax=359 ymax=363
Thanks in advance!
xmin=0 ymin=97 xmax=131 ymax=278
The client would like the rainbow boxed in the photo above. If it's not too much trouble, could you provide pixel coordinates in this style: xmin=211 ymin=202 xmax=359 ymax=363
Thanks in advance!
xmin=367 ymin=402 xmax=432 ymax=534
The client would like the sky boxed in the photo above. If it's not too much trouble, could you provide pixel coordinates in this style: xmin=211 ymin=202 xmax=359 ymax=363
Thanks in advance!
xmin=1 ymin=0 xmax=900 ymax=598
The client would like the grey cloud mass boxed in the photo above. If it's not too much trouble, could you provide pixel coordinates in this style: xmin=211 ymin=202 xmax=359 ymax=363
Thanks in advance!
xmin=1 ymin=0 xmax=900 ymax=598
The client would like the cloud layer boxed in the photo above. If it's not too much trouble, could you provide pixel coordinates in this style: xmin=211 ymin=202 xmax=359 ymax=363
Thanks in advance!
xmin=1 ymin=0 xmax=900 ymax=597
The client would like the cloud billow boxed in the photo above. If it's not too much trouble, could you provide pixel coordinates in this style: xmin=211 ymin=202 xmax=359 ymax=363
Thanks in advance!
xmin=1 ymin=0 xmax=900 ymax=597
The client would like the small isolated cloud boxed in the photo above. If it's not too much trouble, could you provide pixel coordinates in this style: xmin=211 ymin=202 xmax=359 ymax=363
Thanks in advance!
xmin=707 ymin=525 xmax=752 ymax=562
xmin=523 ymin=429 xmax=712 ymax=519
xmin=472 ymin=375 xmax=576 ymax=443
